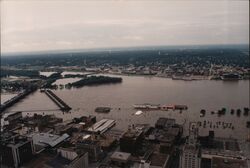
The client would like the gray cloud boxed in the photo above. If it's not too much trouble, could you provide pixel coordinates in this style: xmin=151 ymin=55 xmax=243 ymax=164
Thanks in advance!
xmin=1 ymin=0 xmax=249 ymax=53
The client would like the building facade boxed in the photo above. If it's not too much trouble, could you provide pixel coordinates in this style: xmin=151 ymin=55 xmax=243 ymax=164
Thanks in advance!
xmin=0 ymin=135 xmax=34 ymax=168
xmin=179 ymin=122 xmax=201 ymax=168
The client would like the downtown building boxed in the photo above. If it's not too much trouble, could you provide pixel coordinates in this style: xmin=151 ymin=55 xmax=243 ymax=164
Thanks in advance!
xmin=0 ymin=132 xmax=34 ymax=168
xmin=179 ymin=122 xmax=201 ymax=168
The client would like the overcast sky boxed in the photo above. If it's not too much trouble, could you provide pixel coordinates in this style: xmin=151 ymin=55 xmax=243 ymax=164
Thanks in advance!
xmin=1 ymin=0 xmax=249 ymax=53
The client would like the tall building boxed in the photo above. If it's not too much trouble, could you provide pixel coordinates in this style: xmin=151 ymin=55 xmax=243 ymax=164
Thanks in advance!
xmin=120 ymin=126 xmax=144 ymax=154
xmin=76 ymin=139 xmax=102 ymax=162
xmin=0 ymin=133 xmax=34 ymax=168
xmin=179 ymin=122 xmax=201 ymax=168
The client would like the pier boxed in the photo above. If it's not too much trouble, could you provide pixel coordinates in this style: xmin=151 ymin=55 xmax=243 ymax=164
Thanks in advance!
xmin=0 ymin=88 xmax=37 ymax=113
xmin=87 ymin=119 xmax=116 ymax=134
xmin=44 ymin=89 xmax=72 ymax=112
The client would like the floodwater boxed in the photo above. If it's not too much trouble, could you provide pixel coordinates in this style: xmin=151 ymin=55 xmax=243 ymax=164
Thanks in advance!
xmin=1 ymin=93 xmax=18 ymax=105
xmin=52 ymin=77 xmax=82 ymax=85
xmin=61 ymin=71 xmax=90 ymax=77
xmin=39 ymin=71 xmax=57 ymax=77
xmin=3 ymin=75 xmax=250 ymax=140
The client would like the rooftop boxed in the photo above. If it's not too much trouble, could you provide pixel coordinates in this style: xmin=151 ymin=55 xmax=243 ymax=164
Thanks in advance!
xmin=123 ymin=129 xmax=143 ymax=139
xmin=212 ymin=157 xmax=248 ymax=168
xmin=184 ymin=144 xmax=200 ymax=153
xmin=28 ymin=132 xmax=69 ymax=147
xmin=148 ymin=153 xmax=169 ymax=167
xmin=46 ymin=155 xmax=71 ymax=168
xmin=155 ymin=118 xmax=176 ymax=129
xmin=110 ymin=152 xmax=131 ymax=162
xmin=87 ymin=119 xmax=115 ymax=134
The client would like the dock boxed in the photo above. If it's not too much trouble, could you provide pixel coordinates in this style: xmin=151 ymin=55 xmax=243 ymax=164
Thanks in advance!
xmin=43 ymin=89 xmax=72 ymax=112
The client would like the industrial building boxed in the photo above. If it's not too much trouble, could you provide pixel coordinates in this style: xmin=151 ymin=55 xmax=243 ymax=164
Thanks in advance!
xmin=87 ymin=119 xmax=115 ymax=134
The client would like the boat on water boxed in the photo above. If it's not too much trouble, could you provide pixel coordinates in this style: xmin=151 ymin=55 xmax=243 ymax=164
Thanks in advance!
xmin=171 ymin=75 xmax=183 ymax=80
xmin=95 ymin=107 xmax=111 ymax=113
xmin=134 ymin=110 xmax=143 ymax=115
xmin=161 ymin=105 xmax=175 ymax=110
xmin=133 ymin=104 xmax=188 ymax=110
xmin=200 ymin=109 xmax=206 ymax=117
xmin=221 ymin=73 xmax=242 ymax=81
xmin=173 ymin=105 xmax=188 ymax=110
xmin=172 ymin=75 xmax=205 ymax=81
xmin=133 ymin=103 xmax=160 ymax=110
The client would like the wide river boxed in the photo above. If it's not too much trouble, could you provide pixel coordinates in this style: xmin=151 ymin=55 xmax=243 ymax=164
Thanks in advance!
xmin=3 ymin=75 xmax=250 ymax=140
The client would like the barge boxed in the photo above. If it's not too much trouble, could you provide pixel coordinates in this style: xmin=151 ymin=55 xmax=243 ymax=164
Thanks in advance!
xmin=222 ymin=73 xmax=242 ymax=81
xmin=95 ymin=107 xmax=111 ymax=113
xmin=133 ymin=103 xmax=161 ymax=110
xmin=133 ymin=104 xmax=188 ymax=110
xmin=173 ymin=105 xmax=188 ymax=110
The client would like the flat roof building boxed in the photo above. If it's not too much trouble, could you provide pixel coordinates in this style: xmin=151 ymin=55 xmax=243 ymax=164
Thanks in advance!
xmin=110 ymin=151 xmax=131 ymax=167
xmin=155 ymin=118 xmax=175 ymax=129
xmin=76 ymin=139 xmax=102 ymax=162
xmin=46 ymin=147 xmax=89 ymax=168
xmin=120 ymin=128 xmax=144 ymax=154
xmin=148 ymin=153 xmax=170 ymax=168
xmin=87 ymin=119 xmax=115 ymax=134
xmin=27 ymin=132 xmax=69 ymax=153
xmin=211 ymin=157 xmax=248 ymax=168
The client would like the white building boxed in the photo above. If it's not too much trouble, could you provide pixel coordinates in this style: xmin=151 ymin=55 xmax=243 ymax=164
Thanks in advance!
xmin=45 ymin=147 xmax=89 ymax=168
xmin=179 ymin=122 xmax=201 ymax=168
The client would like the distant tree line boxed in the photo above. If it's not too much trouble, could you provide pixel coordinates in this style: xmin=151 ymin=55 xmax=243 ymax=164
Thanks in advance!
xmin=66 ymin=76 xmax=122 ymax=88
xmin=63 ymin=74 xmax=87 ymax=78
xmin=1 ymin=46 xmax=249 ymax=68
xmin=41 ymin=72 xmax=62 ymax=89
xmin=0 ymin=69 xmax=40 ymax=78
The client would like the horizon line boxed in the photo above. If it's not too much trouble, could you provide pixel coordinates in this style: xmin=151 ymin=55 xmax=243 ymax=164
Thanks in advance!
xmin=1 ymin=43 xmax=249 ymax=56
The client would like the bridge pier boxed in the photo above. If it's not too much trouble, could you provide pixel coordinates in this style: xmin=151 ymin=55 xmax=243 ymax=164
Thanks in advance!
xmin=43 ymin=89 xmax=72 ymax=112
